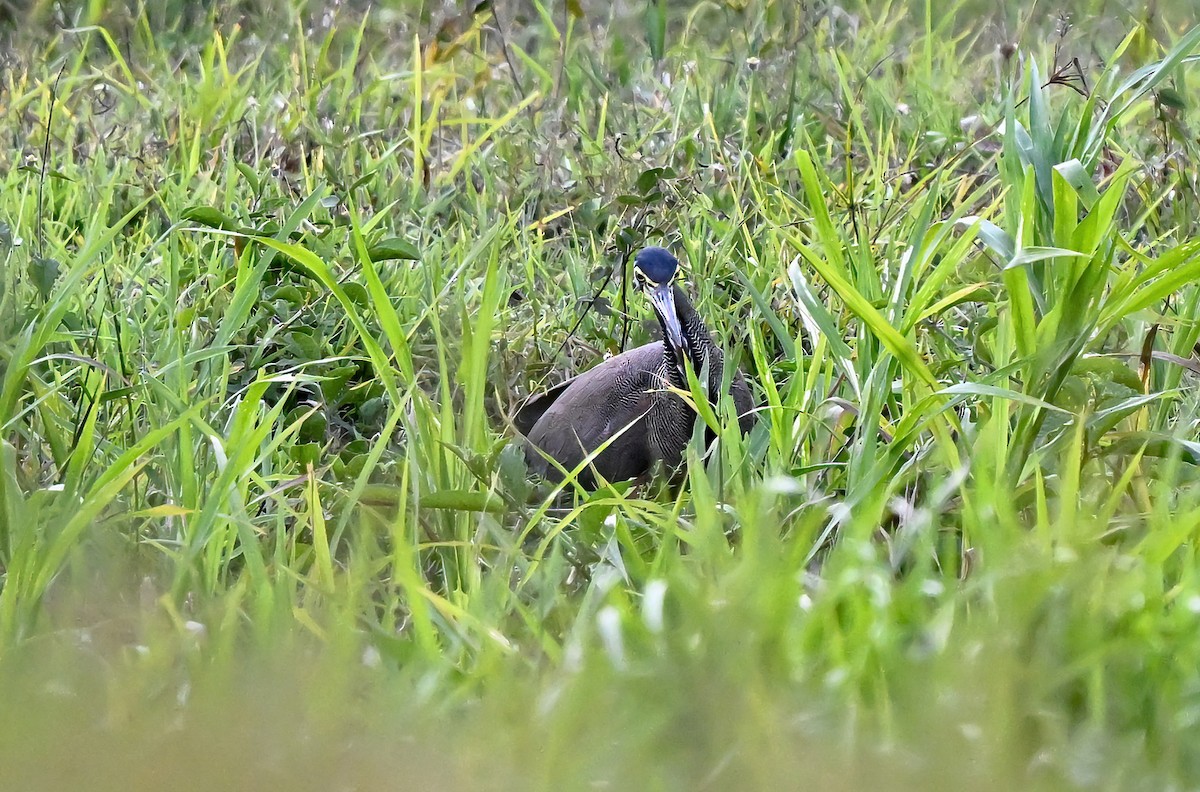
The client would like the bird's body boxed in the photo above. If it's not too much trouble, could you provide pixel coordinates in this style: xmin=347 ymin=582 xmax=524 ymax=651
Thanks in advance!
xmin=515 ymin=249 xmax=754 ymax=488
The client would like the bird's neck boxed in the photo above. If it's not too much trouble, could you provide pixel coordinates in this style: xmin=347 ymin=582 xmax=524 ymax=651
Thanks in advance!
xmin=662 ymin=284 xmax=723 ymax=390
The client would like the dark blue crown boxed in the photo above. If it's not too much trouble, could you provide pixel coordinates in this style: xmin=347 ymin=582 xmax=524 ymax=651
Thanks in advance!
xmin=633 ymin=246 xmax=680 ymax=285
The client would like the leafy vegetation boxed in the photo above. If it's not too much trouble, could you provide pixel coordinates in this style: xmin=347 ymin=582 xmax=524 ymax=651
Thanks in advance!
xmin=3 ymin=0 xmax=1200 ymax=788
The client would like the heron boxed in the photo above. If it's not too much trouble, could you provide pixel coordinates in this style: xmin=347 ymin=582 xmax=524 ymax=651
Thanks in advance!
xmin=514 ymin=246 xmax=754 ymax=488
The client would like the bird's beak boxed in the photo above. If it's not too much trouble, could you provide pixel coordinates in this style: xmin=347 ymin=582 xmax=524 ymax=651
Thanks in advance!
xmin=648 ymin=282 xmax=689 ymax=379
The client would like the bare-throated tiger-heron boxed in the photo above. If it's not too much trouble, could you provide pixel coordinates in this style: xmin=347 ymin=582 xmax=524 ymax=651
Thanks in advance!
xmin=514 ymin=246 xmax=755 ymax=488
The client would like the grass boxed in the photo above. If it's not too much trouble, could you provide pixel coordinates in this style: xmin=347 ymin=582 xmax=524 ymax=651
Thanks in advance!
xmin=3 ymin=0 xmax=1200 ymax=788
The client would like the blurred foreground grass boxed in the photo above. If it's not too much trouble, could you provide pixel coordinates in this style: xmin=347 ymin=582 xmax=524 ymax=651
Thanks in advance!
xmin=3 ymin=0 xmax=1200 ymax=788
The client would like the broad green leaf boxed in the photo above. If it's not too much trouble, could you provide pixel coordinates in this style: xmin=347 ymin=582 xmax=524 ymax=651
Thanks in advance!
xmin=366 ymin=237 xmax=421 ymax=262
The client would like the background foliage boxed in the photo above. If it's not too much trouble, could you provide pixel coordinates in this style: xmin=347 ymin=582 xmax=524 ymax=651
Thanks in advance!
xmin=2 ymin=0 xmax=1200 ymax=788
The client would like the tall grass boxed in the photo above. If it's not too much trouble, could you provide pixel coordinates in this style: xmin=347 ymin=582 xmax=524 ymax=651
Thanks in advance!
xmin=2 ymin=0 xmax=1200 ymax=788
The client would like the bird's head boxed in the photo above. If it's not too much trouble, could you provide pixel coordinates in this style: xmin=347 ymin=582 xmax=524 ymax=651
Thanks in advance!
xmin=633 ymin=247 xmax=689 ymax=379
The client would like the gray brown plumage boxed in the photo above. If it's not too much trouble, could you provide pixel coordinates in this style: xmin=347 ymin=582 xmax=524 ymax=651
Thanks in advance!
xmin=514 ymin=247 xmax=754 ymax=489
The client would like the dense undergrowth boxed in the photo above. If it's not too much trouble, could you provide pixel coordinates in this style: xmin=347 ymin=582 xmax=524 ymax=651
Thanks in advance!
xmin=3 ymin=0 xmax=1200 ymax=788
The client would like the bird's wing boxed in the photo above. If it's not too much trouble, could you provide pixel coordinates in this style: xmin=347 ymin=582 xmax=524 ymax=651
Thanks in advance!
xmin=521 ymin=343 xmax=665 ymax=484
xmin=513 ymin=343 xmax=664 ymax=438
xmin=513 ymin=377 xmax=576 ymax=436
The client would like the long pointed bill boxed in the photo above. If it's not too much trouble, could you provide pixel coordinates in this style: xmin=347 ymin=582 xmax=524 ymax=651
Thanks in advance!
xmin=647 ymin=282 xmax=689 ymax=381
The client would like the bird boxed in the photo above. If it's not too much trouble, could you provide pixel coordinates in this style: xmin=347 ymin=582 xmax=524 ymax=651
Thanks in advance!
xmin=514 ymin=246 xmax=755 ymax=489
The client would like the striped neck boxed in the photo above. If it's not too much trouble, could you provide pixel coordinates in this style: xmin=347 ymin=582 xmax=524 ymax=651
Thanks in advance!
xmin=657 ymin=284 xmax=723 ymax=391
